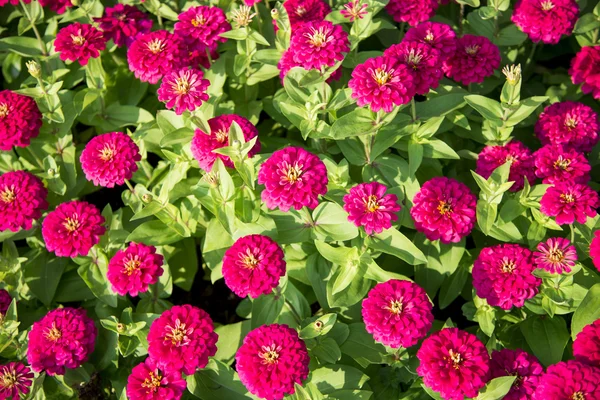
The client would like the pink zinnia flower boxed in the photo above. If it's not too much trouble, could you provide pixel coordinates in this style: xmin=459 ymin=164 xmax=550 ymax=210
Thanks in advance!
xmin=417 ymin=328 xmax=490 ymax=400
xmin=222 ymin=235 xmax=286 ymax=299
xmin=489 ymin=349 xmax=543 ymax=400
xmin=472 ymin=244 xmax=541 ymax=310
xmin=126 ymin=357 xmax=186 ymax=400
xmin=535 ymin=101 xmax=599 ymax=152
xmin=244 ymin=0 xmax=261 ymax=5
xmin=190 ymin=114 xmax=260 ymax=172
xmin=236 ymin=324 xmax=309 ymax=400
xmin=174 ymin=6 xmax=230 ymax=49
xmin=95 ymin=4 xmax=153 ymax=48
xmin=157 ymin=68 xmax=210 ymax=115
xmin=533 ymin=360 xmax=600 ymax=400
xmin=127 ymin=30 xmax=187 ymax=84
xmin=574 ymin=319 xmax=600 ymax=368
xmin=0 ymin=0 xmax=28 ymax=5
xmin=343 ymin=182 xmax=401 ymax=235
xmin=80 ymin=132 xmax=141 ymax=188
xmin=27 ymin=308 xmax=97 ymax=376
xmin=288 ymin=21 xmax=349 ymax=71
xmin=147 ymin=305 xmax=218 ymax=375
xmin=349 ymin=56 xmax=416 ymax=112
xmin=0 ymin=171 xmax=48 ymax=232
xmin=283 ymin=0 xmax=331 ymax=31
xmin=0 ymin=290 xmax=11 ymax=316
xmin=540 ymin=183 xmax=600 ymax=225
xmin=476 ymin=141 xmax=536 ymax=192
xmin=410 ymin=177 xmax=477 ymax=244
xmin=570 ymin=45 xmax=600 ymax=100
xmin=534 ymin=144 xmax=590 ymax=185
xmin=385 ymin=41 xmax=443 ymax=95
xmin=512 ymin=0 xmax=579 ymax=44
xmin=0 ymin=362 xmax=34 ymax=400
xmin=404 ymin=22 xmax=457 ymax=61
xmin=341 ymin=0 xmax=368 ymax=21
xmin=533 ymin=237 xmax=577 ymax=274
xmin=107 ymin=242 xmax=164 ymax=297
xmin=41 ymin=201 xmax=106 ymax=258
xmin=362 ymin=280 xmax=433 ymax=348
xmin=257 ymin=147 xmax=328 ymax=212
xmin=0 ymin=90 xmax=42 ymax=150
xmin=385 ymin=0 xmax=439 ymax=27
xmin=591 ymin=230 xmax=600 ymax=272
xmin=443 ymin=34 xmax=500 ymax=85
xmin=54 ymin=23 xmax=106 ymax=66
xmin=38 ymin=0 xmax=71 ymax=14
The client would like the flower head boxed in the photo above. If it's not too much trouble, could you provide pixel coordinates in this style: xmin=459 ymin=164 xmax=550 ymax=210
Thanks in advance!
xmin=289 ymin=21 xmax=350 ymax=71
xmin=54 ymin=23 xmax=106 ymax=66
xmin=535 ymin=101 xmax=599 ymax=152
xmin=343 ymin=182 xmax=401 ymax=235
xmin=95 ymin=4 xmax=152 ymax=47
xmin=385 ymin=0 xmax=439 ymax=27
xmin=38 ymin=0 xmax=71 ymax=14
xmin=157 ymin=68 xmax=210 ymax=115
xmin=574 ymin=319 xmax=600 ymax=368
xmin=404 ymin=22 xmax=457 ymax=61
xmin=503 ymin=64 xmax=522 ymax=86
xmin=570 ymin=45 xmax=600 ymax=100
xmin=341 ymin=0 xmax=368 ymax=21
xmin=236 ymin=324 xmax=309 ymax=400
xmin=534 ymin=237 xmax=577 ymax=274
xmin=107 ymin=242 xmax=164 ymax=297
xmin=534 ymin=144 xmax=590 ymax=185
xmin=443 ymin=34 xmax=501 ymax=85
xmin=591 ymin=230 xmax=600 ymax=272
xmin=0 ymin=171 xmax=48 ymax=232
xmin=0 ymin=362 xmax=34 ymax=400
xmin=257 ymin=147 xmax=328 ymax=212
xmin=533 ymin=360 xmax=600 ymax=400
xmin=540 ymin=183 xmax=600 ymax=225
xmin=126 ymin=358 xmax=186 ymax=400
xmin=385 ymin=41 xmax=443 ymax=95
xmin=417 ymin=328 xmax=490 ymax=400
xmin=489 ymin=349 xmax=543 ymax=400
xmin=127 ymin=30 xmax=187 ymax=84
xmin=231 ymin=5 xmax=256 ymax=28
xmin=0 ymin=290 xmax=11 ymax=316
xmin=0 ymin=90 xmax=42 ymax=150
xmin=42 ymin=201 xmax=106 ymax=258
xmin=283 ymin=0 xmax=331 ymax=31
xmin=174 ymin=5 xmax=230 ymax=49
xmin=27 ymin=308 xmax=97 ymax=376
xmin=476 ymin=141 xmax=536 ymax=192
xmin=512 ymin=0 xmax=579 ymax=44
xmin=147 ymin=305 xmax=218 ymax=375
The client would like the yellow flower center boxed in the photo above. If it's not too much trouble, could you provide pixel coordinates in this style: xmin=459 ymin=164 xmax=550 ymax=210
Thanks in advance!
xmin=63 ymin=216 xmax=81 ymax=233
xmin=564 ymin=115 xmax=578 ymax=130
xmin=405 ymin=49 xmax=423 ymax=69
xmin=124 ymin=256 xmax=141 ymax=276
xmin=173 ymin=76 xmax=191 ymax=95
xmin=259 ymin=344 xmax=281 ymax=364
xmin=571 ymin=392 xmax=585 ymax=400
xmin=146 ymin=39 xmax=165 ymax=54
xmin=99 ymin=145 xmax=114 ymax=162
xmin=465 ymin=45 xmax=480 ymax=55
xmin=0 ymin=103 xmax=8 ymax=119
xmin=437 ymin=200 xmax=453 ymax=216
xmin=448 ymin=349 xmax=462 ymax=370
xmin=191 ymin=15 xmax=207 ymax=27
xmin=553 ymin=156 xmax=571 ymax=170
xmin=547 ymin=248 xmax=565 ymax=264
xmin=241 ymin=249 xmax=259 ymax=269
xmin=424 ymin=31 xmax=435 ymax=42
xmin=372 ymin=67 xmax=392 ymax=86
xmin=296 ymin=6 xmax=307 ymax=16
xmin=501 ymin=258 xmax=517 ymax=273
xmin=386 ymin=299 xmax=403 ymax=315
xmin=283 ymin=163 xmax=303 ymax=184
xmin=141 ymin=371 xmax=162 ymax=393
xmin=71 ymin=34 xmax=86 ymax=46
xmin=164 ymin=319 xmax=190 ymax=347
xmin=44 ymin=323 xmax=62 ymax=342
xmin=540 ymin=0 xmax=555 ymax=11
xmin=305 ymin=27 xmax=331 ymax=47
xmin=214 ymin=129 xmax=228 ymax=143
xmin=0 ymin=187 xmax=16 ymax=204
xmin=560 ymin=193 xmax=575 ymax=203
xmin=0 ymin=369 xmax=18 ymax=390
xmin=364 ymin=195 xmax=380 ymax=213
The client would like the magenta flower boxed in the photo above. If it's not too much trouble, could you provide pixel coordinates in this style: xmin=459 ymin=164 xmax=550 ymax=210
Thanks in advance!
xmin=591 ymin=230 xmax=600 ymax=272
xmin=404 ymin=22 xmax=457 ymax=61
xmin=476 ymin=141 xmax=536 ymax=192
xmin=0 ymin=171 xmax=48 ymax=232
xmin=174 ymin=5 xmax=230 ymax=53
xmin=417 ymin=328 xmax=490 ymax=400
xmin=535 ymin=101 xmax=599 ymax=152
xmin=489 ymin=349 xmax=543 ymax=400
xmin=257 ymin=147 xmax=328 ymax=212
xmin=512 ymin=0 xmax=579 ymax=44
xmin=341 ymin=0 xmax=368 ymax=21
xmin=0 ymin=290 xmax=10 ymax=317
xmin=127 ymin=30 xmax=187 ymax=84
xmin=385 ymin=0 xmax=439 ymax=27
xmin=107 ymin=242 xmax=164 ymax=297
xmin=362 ymin=280 xmax=433 ymax=348
xmin=126 ymin=358 xmax=186 ymax=400
xmin=349 ymin=56 xmax=415 ymax=112
xmin=574 ymin=319 xmax=600 ymax=368
xmin=410 ymin=177 xmax=477 ymax=244
xmin=385 ymin=41 xmax=443 ymax=95
xmin=534 ymin=144 xmax=590 ymax=185
xmin=533 ymin=237 xmax=577 ymax=274
xmin=222 ymin=235 xmax=286 ymax=299
xmin=157 ymin=68 xmax=210 ymax=115
xmin=540 ymin=183 xmax=600 ymax=225
xmin=41 ymin=201 xmax=106 ymax=258
xmin=288 ymin=21 xmax=350 ymax=71
xmin=570 ymin=46 xmax=600 ymax=100
xmin=190 ymin=114 xmax=260 ymax=172
xmin=147 ymin=305 xmax=218 ymax=375
xmin=188 ymin=42 xmax=219 ymax=69
xmin=54 ymin=23 xmax=106 ymax=66
xmin=473 ymin=244 xmax=541 ymax=310
xmin=80 ymin=132 xmax=141 ymax=188
xmin=443 ymin=34 xmax=500 ymax=85
xmin=1 ymin=0 xmax=30 ymax=5
xmin=0 ymin=90 xmax=42 ymax=150
xmin=0 ymin=362 xmax=34 ymax=400
xmin=283 ymin=0 xmax=331 ymax=31
xmin=38 ymin=0 xmax=71 ymax=14
xmin=95 ymin=4 xmax=153 ymax=48
xmin=533 ymin=360 xmax=600 ymax=400
xmin=236 ymin=324 xmax=310 ymax=400
xmin=27 ymin=308 xmax=97 ymax=376
xmin=343 ymin=182 xmax=401 ymax=235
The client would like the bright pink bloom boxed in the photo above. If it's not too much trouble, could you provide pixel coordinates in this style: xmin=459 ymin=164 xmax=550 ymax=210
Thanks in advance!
xmin=80 ymin=132 xmax=141 ymax=188
xmin=574 ymin=319 xmax=600 ymax=368
xmin=0 ymin=290 xmax=11 ymax=316
xmin=27 ymin=308 xmax=97 ymax=376
xmin=476 ymin=141 xmax=536 ymax=192
xmin=570 ymin=46 xmax=600 ymax=100
xmin=534 ymin=144 xmax=590 ymax=185
xmin=385 ymin=41 xmax=443 ymax=95
xmin=343 ymin=182 xmax=401 ymax=235
xmin=591 ymin=230 xmax=600 ymax=272
xmin=127 ymin=30 xmax=187 ymax=84
xmin=417 ymin=328 xmax=490 ymax=400
xmin=42 ymin=201 xmax=106 ymax=258
xmin=0 ymin=362 xmax=34 ymax=400
xmin=535 ymin=101 xmax=599 ymax=152
xmin=385 ymin=0 xmax=439 ymax=27
xmin=147 ymin=305 xmax=218 ymax=375
xmin=54 ymin=23 xmax=106 ymax=66
xmin=283 ymin=0 xmax=331 ymax=31
xmin=533 ymin=237 xmax=577 ymax=274
xmin=0 ymin=0 xmax=28 ymax=5
xmin=157 ymin=68 xmax=210 ymax=115
xmin=404 ymin=22 xmax=457 ymax=61
xmin=38 ymin=0 xmax=71 ymax=14
xmin=288 ymin=21 xmax=349 ymax=71
xmin=362 ymin=280 xmax=433 ymax=348
xmin=0 ymin=90 xmax=42 ymax=150
xmin=126 ymin=358 xmax=186 ymax=400
xmin=540 ymin=183 xmax=600 ymax=225
xmin=222 ymin=235 xmax=286 ymax=299
xmin=236 ymin=324 xmax=309 ymax=400
xmin=257 ymin=147 xmax=328 ymax=212
xmin=174 ymin=6 xmax=230 ymax=49
xmin=190 ymin=114 xmax=260 ymax=172
xmin=533 ymin=360 xmax=600 ymax=400
xmin=95 ymin=4 xmax=153 ymax=47
xmin=341 ymin=0 xmax=368 ymax=21
xmin=349 ymin=56 xmax=415 ymax=112
xmin=410 ymin=177 xmax=477 ymax=244
xmin=244 ymin=0 xmax=261 ymax=5
xmin=489 ymin=349 xmax=543 ymax=400
xmin=0 ymin=171 xmax=48 ymax=232
xmin=107 ymin=243 xmax=164 ymax=297
xmin=473 ymin=244 xmax=541 ymax=310
xmin=443 ymin=34 xmax=500 ymax=85
xmin=188 ymin=42 xmax=219 ymax=69
xmin=512 ymin=0 xmax=578 ymax=44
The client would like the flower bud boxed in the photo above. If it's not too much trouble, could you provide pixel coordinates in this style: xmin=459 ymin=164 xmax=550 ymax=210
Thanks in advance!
xmin=142 ymin=194 xmax=153 ymax=203
xmin=26 ymin=61 xmax=41 ymax=78
xmin=502 ymin=64 xmax=521 ymax=86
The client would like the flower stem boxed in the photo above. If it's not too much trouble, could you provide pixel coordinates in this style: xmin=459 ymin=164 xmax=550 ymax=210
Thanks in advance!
xmin=524 ymin=42 xmax=538 ymax=73
xmin=20 ymin=0 xmax=47 ymax=56
xmin=205 ymin=47 xmax=214 ymax=66
xmin=285 ymin=298 xmax=303 ymax=325
xmin=124 ymin=179 xmax=142 ymax=203
xmin=410 ymin=98 xmax=417 ymax=121
xmin=458 ymin=3 xmax=465 ymax=35
xmin=569 ymin=224 xmax=575 ymax=243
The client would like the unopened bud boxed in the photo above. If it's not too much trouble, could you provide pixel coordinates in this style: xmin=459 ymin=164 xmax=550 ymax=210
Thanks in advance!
xmin=116 ymin=323 xmax=125 ymax=333
xmin=142 ymin=194 xmax=153 ymax=203
xmin=47 ymin=168 xmax=55 ymax=177
xmin=26 ymin=60 xmax=41 ymax=78
xmin=232 ymin=140 xmax=241 ymax=149
xmin=502 ymin=64 xmax=521 ymax=86
xmin=271 ymin=8 xmax=279 ymax=20
xmin=70 ymin=0 xmax=80 ymax=5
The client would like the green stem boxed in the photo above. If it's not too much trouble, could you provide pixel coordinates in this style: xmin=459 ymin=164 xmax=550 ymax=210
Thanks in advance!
xmin=253 ymin=4 xmax=263 ymax=35
xmin=569 ymin=224 xmax=575 ymax=244
xmin=410 ymin=98 xmax=417 ymax=121
xmin=301 ymin=207 xmax=314 ymax=226
xmin=124 ymin=179 xmax=142 ymax=203
xmin=263 ymin=0 xmax=270 ymax=10
xmin=524 ymin=42 xmax=538 ymax=72
xmin=459 ymin=3 xmax=465 ymax=35
xmin=205 ymin=46 xmax=214 ymax=66
xmin=285 ymin=298 xmax=303 ymax=325
xmin=20 ymin=0 xmax=47 ymax=56
xmin=157 ymin=14 xmax=164 ymax=29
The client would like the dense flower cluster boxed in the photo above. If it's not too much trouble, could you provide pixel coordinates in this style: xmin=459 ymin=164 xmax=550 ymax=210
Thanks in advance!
xmin=157 ymin=68 xmax=210 ymax=115
xmin=128 ymin=30 xmax=187 ymax=84
xmin=343 ymin=182 xmax=401 ymax=235
xmin=443 ymin=34 xmax=501 ymax=85
xmin=0 ymin=290 xmax=11 ymax=316
xmin=570 ymin=45 xmax=600 ymax=100
xmin=534 ymin=144 xmax=590 ymax=184
xmin=404 ymin=22 xmax=457 ymax=61
xmin=540 ymin=183 xmax=600 ymax=225
xmin=107 ymin=243 xmax=164 ymax=297
xmin=384 ymin=41 xmax=443 ymax=95
xmin=175 ymin=6 xmax=230 ymax=49
xmin=0 ymin=362 xmax=34 ymax=400
xmin=0 ymin=90 xmax=42 ymax=150
xmin=512 ymin=0 xmax=579 ymax=44
xmin=591 ymin=230 xmax=600 ymax=272
xmin=95 ymin=4 xmax=152 ymax=47
xmin=0 ymin=171 xmax=48 ymax=232
xmin=533 ymin=360 xmax=600 ymax=399
xmin=533 ymin=237 xmax=577 ymax=274
xmin=535 ymin=101 xmax=599 ymax=152
xmin=385 ymin=0 xmax=439 ymax=27
xmin=573 ymin=319 xmax=600 ymax=367
xmin=54 ymin=23 xmax=106 ymax=66
xmin=126 ymin=358 xmax=186 ymax=400
xmin=476 ymin=141 xmax=536 ymax=192
xmin=283 ymin=0 xmax=331 ymax=30
xmin=38 ymin=0 xmax=71 ymax=14
xmin=489 ymin=349 xmax=543 ymax=400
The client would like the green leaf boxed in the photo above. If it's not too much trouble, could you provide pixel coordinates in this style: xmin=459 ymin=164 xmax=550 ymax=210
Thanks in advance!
xmin=476 ymin=376 xmax=516 ymax=400
xmin=416 ymin=93 xmax=467 ymax=119
xmin=477 ymin=200 xmax=498 ymax=236
xmin=186 ymin=360 xmax=253 ymax=400
xmin=574 ymin=13 xmax=600 ymax=34
xmin=571 ymin=283 xmax=600 ymax=340
xmin=340 ymin=323 xmax=386 ymax=367
xmin=159 ymin=127 xmax=194 ymax=147
xmin=127 ymin=220 xmax=183 ymax=246
xmin=504 ymin=97 xmax=548 ymax=127
xmin=370 ymin=228 xmax=427 ymax=265
xmin=77 ymin=251 xmax=118 ymax=308
xmin=456 ymin=0 xmax=480 ymax=6
xmin=251 ymin=294 xmax=284 ymax=328
xmin=24 ymin=252 xmax=66 ymax=306
xmin=300 ymin=314 xmax=337 ymax=339
xmin=438 ymin=263 xmax=469 ymax=309
xmin=309 ymin=365 xmax=370 ymax=394
xmin=520 ymin=315 xmax=569 ymax=366
xmin=330 ymin=108 xmax=376 ymax=139
xmin=465 ymin=95 xmax=503 ymax=121
xmin=312 ymin=337 xmax=342 ymax=364
xmin=0 ymin=36 xmax=43 ymax=56
xmin=312 ymin=202 xmax=359 ymax=242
